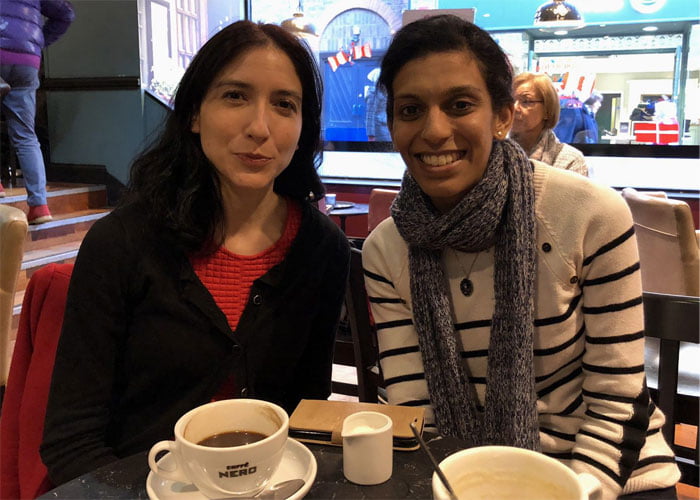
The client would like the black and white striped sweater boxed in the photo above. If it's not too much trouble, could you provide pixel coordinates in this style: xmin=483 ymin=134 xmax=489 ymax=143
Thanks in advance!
xmin=363 ymin=162 xmax=679 ymax=499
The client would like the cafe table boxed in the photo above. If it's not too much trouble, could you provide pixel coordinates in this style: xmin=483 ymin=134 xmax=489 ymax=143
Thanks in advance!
xmin=328 ymin=202 xmax=369 ymax=233
xmin=39 ymin=435 xmax=466 ymax=499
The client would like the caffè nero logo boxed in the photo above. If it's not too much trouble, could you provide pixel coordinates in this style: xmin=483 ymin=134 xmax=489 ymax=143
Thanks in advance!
xmin=219 ymin=462 xmax=257 ymax=478
xmin=630 ymin=0 xmax=667 ymax=14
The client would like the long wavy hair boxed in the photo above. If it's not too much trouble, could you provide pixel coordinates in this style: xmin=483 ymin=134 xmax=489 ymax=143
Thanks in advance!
xmin=124 ymin=21 xmax=324 ymax=253
xmin=378 ymin=15 xmax=514 ymax=126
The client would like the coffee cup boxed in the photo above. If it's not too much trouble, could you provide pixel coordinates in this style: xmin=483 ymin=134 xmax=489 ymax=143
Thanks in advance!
xmin=148 ymin=399 xmax=289 ymax=499
xmin=432 ymin=445 xmax=602 ymax=500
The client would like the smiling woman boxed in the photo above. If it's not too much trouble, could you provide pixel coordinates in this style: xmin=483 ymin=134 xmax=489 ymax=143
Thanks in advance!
xmin=39 ymin=20 xmax=350 ymax=488
xmin=364 ymin=14 xmax=681 ymax=500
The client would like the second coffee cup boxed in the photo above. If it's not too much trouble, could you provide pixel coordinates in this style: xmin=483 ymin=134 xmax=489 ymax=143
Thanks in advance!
xmin=148 ymin=398 xmax=289 ymax=499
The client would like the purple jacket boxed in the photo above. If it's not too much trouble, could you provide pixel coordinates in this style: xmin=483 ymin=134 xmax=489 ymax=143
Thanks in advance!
xmin=0 ymin=0 xmax=75 ymax=66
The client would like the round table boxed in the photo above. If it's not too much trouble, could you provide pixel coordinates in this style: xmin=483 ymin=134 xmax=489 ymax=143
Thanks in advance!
xmin=329 ymin=202 xmax=369 ymax=233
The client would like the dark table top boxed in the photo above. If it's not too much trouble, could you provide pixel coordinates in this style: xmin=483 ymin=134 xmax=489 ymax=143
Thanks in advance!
xmin=328 ymin=202 xmax=369 ymax=217
xmin=39 ymin=435 xmax=465 ymax=499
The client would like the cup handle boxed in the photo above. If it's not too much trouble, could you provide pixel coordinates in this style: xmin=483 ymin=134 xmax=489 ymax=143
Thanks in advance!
xmin=577 ymin=472 xmax=602 ymax=500
xmin=148 ymin=440 xmax=187 ymax=482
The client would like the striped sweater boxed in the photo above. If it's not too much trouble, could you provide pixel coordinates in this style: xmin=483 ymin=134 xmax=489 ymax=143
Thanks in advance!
xmin=362 ymin=162 xmax=679 ymax=499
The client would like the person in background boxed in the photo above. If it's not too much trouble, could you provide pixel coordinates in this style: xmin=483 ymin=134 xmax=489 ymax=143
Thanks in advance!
xmin=510 ymin=72 xmax=588 ymax=176
xmin=365 ymin=68 xmax=391 ymax=142
xmin=363 ymin=14 xmax=679 ymax=500
xmin=574 ymin=90 xmax=603 ymax=143
xmin=41 ymin=20 xmax=350 ymax=486
xmin=0 ymin=0 xmax=74 ymax=222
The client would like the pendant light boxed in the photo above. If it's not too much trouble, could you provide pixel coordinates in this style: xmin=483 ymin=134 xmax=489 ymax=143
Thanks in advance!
xmin=281 ymin=0 xmax=318 ymax=38
xmin=534 ymin=0 xmax=584 ymax=32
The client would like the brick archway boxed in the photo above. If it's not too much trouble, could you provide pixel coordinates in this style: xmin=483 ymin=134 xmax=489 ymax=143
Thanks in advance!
xmin=317 ymin=0 xmax=402 ymax=38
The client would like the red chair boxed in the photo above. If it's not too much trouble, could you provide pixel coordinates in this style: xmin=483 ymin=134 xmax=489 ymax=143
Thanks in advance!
xmin=0 ymin=263 xmax=73 ymax=499
xmin=368 ymin=188 xmax=399 ymax=233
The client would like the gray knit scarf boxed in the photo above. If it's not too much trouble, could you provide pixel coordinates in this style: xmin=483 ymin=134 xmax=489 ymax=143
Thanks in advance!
xmin=391 ymin=139 xmax=540 ymax=451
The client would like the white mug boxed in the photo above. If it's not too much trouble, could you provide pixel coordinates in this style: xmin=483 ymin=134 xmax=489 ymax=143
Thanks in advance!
xmin=432 ymin=445 xmax=602 ymax=500
xmin=148 ymin=399 xmax=289 ymax=499
xmin=342 ymin=411 xmax=393 ymax=485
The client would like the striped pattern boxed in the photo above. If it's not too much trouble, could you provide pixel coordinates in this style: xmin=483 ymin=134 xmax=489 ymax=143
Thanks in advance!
xmin=363 ymin=163 xmax=679 ymax=499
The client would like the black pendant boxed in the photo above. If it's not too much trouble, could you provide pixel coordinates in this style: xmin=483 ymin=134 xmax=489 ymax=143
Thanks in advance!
xmin=460 ymin=278 xmax=474 ymax=297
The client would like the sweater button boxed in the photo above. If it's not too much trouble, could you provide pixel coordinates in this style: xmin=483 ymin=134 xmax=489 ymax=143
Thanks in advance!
xmin=252 ymin=294 xmax=262 ymax=306
xmin=570 ymin=276 xmax=579 ymax=284
xmin=542 ymin=242 xmax=552 ymax=252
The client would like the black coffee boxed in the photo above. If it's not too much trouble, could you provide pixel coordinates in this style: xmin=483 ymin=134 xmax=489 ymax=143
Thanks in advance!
xmin=197 ymin=430 xmax=268 ymax=447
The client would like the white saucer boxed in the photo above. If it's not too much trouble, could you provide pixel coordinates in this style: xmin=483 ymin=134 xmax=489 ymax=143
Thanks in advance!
xmin=146 ymin=438 xmax=316 ymax=500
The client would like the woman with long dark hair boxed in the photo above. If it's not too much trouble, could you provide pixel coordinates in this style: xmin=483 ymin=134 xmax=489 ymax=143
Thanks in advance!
xmin=41 ymin=20 xmax=350 ymax=486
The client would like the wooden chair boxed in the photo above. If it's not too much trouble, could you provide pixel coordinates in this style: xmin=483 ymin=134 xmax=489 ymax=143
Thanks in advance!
xmin=368 ymin=188 xmax=398 ymax=233
xmin=621 ymin=188 xmax=699 ymax=296
xmin=642 ymin=291 xmax=699 ymax=487
xmin=344 ymin=247 xmax=385 ymax=403
xmin=0 ymin=204 xmax=28 ymax=400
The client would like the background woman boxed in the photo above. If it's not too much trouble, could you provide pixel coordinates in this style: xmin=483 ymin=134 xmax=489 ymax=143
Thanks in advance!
xmin=363 ymin=15 xmax=678 ymax=499
xmin=510 ymin=72 xmax=588 ymax=176
xmin=41 ymin=20 xmax=350 ymax=485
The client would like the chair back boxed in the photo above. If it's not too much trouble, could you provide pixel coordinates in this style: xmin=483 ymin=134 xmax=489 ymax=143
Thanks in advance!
xmin=368 ymin=189 xmax=399 ymax=233
xmin=344 ymin=247 xmax=384 ymax=402
xmin=622 ymin=187 xmax=699 ymax=296
xmin=0 ymin=263 xmax=74 ymax=499
xmin=0 ymin=204 xmax=28 ymax=388
xmin=642 ymin=291 xmax=699 ymax=487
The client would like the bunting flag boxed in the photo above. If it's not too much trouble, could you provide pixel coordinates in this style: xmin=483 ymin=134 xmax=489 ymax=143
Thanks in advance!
xmin=327 ymin=50 xmax=349 ymax=72
xmin=328 ymin=43 xmax=372 ymax=72
xmin=327 ymin=56 xmax=339 ymax=72
xmin=352 ymin=42 xmax=372 ymax=60
xmin=557 ymin=71 xmax=596 ymax=100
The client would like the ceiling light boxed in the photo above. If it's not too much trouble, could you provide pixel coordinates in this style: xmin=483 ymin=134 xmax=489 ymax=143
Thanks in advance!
xmin=642 ymin=26 xmax=659 ymax=32
xmin=281 ymin=0 xmax=317 ymax=38
xmin=534 ymin=0 xmax=584 ymax=33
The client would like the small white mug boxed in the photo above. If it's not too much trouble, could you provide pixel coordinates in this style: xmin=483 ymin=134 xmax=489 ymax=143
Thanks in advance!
xmin=148 ymin=399 xmax=289 ymax=499
xmin=341 ymin=411 xmax=393 ymax=485
xmin=432 ymin=445 xmax=602 ymax=500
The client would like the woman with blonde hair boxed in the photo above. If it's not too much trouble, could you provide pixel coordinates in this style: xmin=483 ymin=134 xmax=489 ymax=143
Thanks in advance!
xmin=511 ymin=72 xmax=588 ymax=176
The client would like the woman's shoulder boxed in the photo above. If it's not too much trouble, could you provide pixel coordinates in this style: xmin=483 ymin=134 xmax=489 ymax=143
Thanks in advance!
xmin=532 ymin=161 xmax=632 ymax=226
xmin=364 ymin=217 xmax=407 ymax=266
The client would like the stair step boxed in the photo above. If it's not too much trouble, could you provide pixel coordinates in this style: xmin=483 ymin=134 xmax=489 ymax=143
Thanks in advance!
xmin=24 ymin=208 xmax=109 ymax=252
xmin=14 ymin=240 xmax=82 ymax=295
xmin=0 ymin=182 xmax=107 ymax=216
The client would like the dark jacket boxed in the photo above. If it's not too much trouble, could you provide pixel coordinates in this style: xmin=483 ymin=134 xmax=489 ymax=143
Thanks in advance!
xmin=0 ymin=0 xmax=75 ymax=57
xmin=40 ymin=200 xmax=350 ymax=486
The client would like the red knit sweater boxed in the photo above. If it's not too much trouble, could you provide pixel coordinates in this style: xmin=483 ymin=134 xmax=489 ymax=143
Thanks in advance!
xmin=190 ymin=200 xmax=302 ymax=399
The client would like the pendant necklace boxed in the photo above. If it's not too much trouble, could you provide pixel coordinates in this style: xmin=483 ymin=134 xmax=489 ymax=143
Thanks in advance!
xmin=452 ymin=250 xmax=481 ymax=297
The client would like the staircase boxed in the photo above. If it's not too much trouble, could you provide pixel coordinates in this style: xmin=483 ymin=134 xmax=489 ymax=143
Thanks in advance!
xmin=1 ymin=181 xmax=111 ymax=358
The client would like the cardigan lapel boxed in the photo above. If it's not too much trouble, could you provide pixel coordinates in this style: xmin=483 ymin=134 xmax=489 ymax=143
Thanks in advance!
xmin=177 ymin=257 xmax=235 ymax=342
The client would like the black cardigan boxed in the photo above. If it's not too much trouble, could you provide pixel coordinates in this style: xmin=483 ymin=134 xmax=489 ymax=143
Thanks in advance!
xmin=40 ymin=201 xmax=350 ymax=485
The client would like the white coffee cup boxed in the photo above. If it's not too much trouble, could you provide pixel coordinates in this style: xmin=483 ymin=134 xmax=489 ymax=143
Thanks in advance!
xmin=148 ymin=399 xmax=289 ymax=499
xmin=341 ymin=411 xmax=393 ymax=485
xmin=325 ymin=193 xmax=337 ymax=207
xmin=432 ymin=445 xmax=602 ymax=500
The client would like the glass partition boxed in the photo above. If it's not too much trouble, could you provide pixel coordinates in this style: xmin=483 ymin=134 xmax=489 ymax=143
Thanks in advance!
xmin=137 ymin=1 xmax=699 ymax=159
